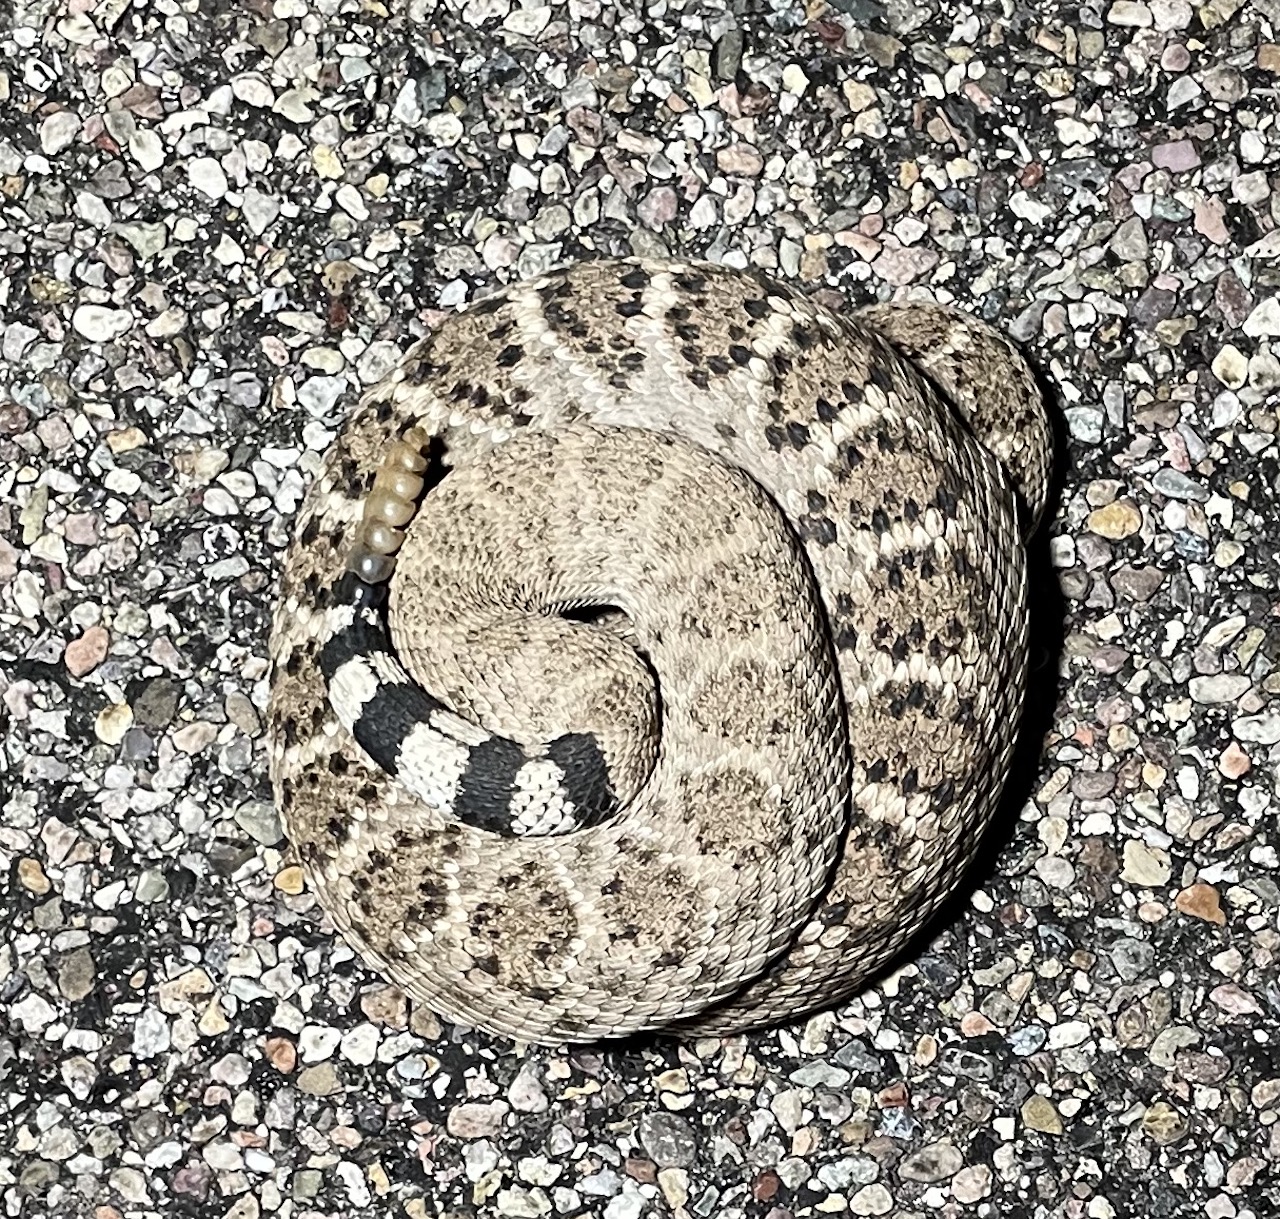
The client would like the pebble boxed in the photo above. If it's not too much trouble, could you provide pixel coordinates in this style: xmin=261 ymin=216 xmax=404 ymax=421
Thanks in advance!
xmin=1107 ymin=1 xmax=1153 ymax=24
xmin=57 ymin=948 xmax=96 ymax=1001
xmin=264 ymin=1037 xmax=297 ymax=1074
xmin=1243 ymin=297 xmax=1280 ymax=338
xmin=39 ymin=110 xmax=82 ymax=154
xmin=1189 ymin=674 xmax=1251 ymax=704
xmin=129 ymin=130 xmax=165 ymax=172
xmin=95 ymin=702 xmax=134 ymax=745
xmin=509 ymin=1061 xmax=551 ymax=1112
xmin=873 ymin=244 xmax=941 ymax=286
xmin=1150 ymin=468 xmax=1208 ymax=502
xmin=1233 ymin=711 xmax=1280 ymax=745
xmin=296 ymin=1064 xmax=339 ymax=1096
xmin=232 ymin=73 xmax=275 ymax=108
xmin=1151 ymin=139 xmax=1201 ymax=171
xmin=1122 ymin=841 xmax=1172 ymax=887
xmin=274 ymin=866 xmax=305 ymax=894
xmin=717 ymin=144 xmax=765 ymax=176
xmin=132 ymin=1009 xmax=171 ymax=1058
xmin=1212 ymin=344 xmax=1249 ymax=388
xmin=11 ymin=994 xmax=58 ymax=1033
xmin=1021 ymin=1095 xmax=1065 ymax=1135
xmin=71 ymin=305 xmax=133 ymax=342
xmin=187 ymin=157 xmax=228 ymax=199
xmin=898 ymin=1141 xmax=963 ymax=1181
xmin=18 ymin=857 xmax=52 ymax=894
xmin=849 ymin=1183 xmax=894 ymax=1215
xmin=173 ymin=721 xmax=217 ymax=754
xmin=1086 ymin=501 xmax=1142 ymax=540
xmin=1176 ymin=883 xmax=1226 ymax=925
xmin=1218 ymin=742 xmax=1250 ymax=778
xmin=1142 ymin=1101 xmax=1189 ymax=1144
xmin=339 ymin=1023 xmax=380 ymax=1066
xmin=637 ymin=1113 xmax=696 ymax=1168
xmin=360 ymin=984 xmax=408 ymax=1028
xmin=300 ymin=1026 xmax=342 ymax=1062
xmin=951 ymin=1165 xmax=993 ymax=1203
xmin=447 ymin=1102 xmax=510 ymax=1139
xmin=234 ymin=802 xmax=282 ymax=845
xmin=64 ymin=626 xmax=109 ymax=677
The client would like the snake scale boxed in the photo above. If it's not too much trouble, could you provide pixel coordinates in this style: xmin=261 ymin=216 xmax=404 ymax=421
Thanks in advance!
xmin=267 ymin=257 xmax=1051 ymax=1046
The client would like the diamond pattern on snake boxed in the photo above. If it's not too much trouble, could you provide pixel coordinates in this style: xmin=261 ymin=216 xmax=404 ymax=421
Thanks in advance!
xmin=267 ymin=256 xmax=1052 ymax=1046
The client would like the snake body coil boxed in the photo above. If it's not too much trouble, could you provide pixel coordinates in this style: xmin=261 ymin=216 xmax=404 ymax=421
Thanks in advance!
xmin=268 ymin=258 xmax=1050 ymax=1045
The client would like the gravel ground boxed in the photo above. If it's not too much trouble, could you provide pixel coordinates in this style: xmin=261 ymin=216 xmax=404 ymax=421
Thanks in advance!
xmin=3 ymin=1 xmax=1280 ymax=1217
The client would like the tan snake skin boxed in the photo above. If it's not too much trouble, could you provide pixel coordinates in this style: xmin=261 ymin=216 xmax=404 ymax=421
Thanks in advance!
xmin=267 ymin=257 xmax=1051 ymax=1045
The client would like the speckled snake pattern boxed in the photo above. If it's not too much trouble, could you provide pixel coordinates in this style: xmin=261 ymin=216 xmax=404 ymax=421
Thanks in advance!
xmin=267 ymin=257 xmax=1051 ymax=1046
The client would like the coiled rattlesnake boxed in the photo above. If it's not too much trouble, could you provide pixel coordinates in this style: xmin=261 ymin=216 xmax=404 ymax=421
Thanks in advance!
xmin=267 ymin=257 xmax=1051 ymax=1045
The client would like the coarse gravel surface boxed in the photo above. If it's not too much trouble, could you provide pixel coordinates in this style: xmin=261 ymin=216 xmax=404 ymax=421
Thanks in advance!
xmin=3 ymin=1 xmax=1280 ymax=1218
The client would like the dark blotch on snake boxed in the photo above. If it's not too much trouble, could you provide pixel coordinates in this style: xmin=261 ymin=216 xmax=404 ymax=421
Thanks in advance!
xmin=353 ymin=680 xmax=448 ymax=776
xmin=452 ymin=737 xmax=529 ymax=834
xmin=546 ymin=732 xmax=617 ymax=826
xmin=333 ymin=570 xmax=388 ymax=611
xmin=318 ymin=610 xmax=386 ymax=683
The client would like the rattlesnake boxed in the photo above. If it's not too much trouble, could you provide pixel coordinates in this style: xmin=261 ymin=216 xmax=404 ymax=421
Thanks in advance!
xmin=267 ymin=257 xmax=1051 ymax=1046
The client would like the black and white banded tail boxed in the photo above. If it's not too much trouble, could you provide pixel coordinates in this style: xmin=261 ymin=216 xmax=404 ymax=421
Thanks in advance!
xmin=319 ymin=572 xmax=617 ymax=837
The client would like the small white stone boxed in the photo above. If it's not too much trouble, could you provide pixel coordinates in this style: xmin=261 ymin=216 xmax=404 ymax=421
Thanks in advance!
xmin=202 ymin=1142 xmax=244 ymax=1171
xmin=335 ymin=183 xmax=368 ymax=220
xmin=1149 ymin=0 xmax=1193 ymax=28
xmin=392 ymin=80 xmax=423 ymax=125
xmin=1211 ymin=344 xmax=1248 ymax=389
xmin=781 ymin=63 xmax=810 ymax=95
xmin=242 ymin=187 xmax=282 ymax=235
xmin=602 ymin=1190 xmax=645 ymax=1219
xmin=1189 ymin=674 xmax=1251 ymax=704
xmin=850 ymin=1183 xmax=894 ymax=1215
xmin=213 ymin=234 xmax=245 ymax=264
xmin=1241 ymin=130 xmax=1267 ymax=164
xmin=503 ymin=4 xmax=550 ymax=34
xmin=95 ymin=702 xmax=134 ymax=745
xmin=336 ymin=1161 xmax=371 ymax=1206
xmin=72 ymin=305 xmax=134 ymax=342
xmin=232 ymin=73 xmax=275 ymax=108
xmin=273 ymin=87 xmax=316 ymax=122
xmin=952 ymin=1164 xmax=993 ymax=1204
xmin=57 ymin=13 xmax=97 ymax=44
xmin=1243 ymin=296 xmax=1280 ymax=338
xmin=107 ymin=1168 xmax=149 ymax=1205
xmin=1035 ymin=855 xmax=1076 ymax=889
xmin=188 ymin=156 xmax=228 ymax=200
xmin=1166 ymin=77 xmax=1200 ymax=109
xmin=202 ymin=487 xmax=238 ymax=516
xmin=1010 ymin=190 xmax=1052 ymax=225
xmin=340 ymin=1023 xmax=380 ymax=1066
xmin=1055 ymin=117 xmax=1096 ymax=145
xmin=218 ymin=470 xmax=257 ymax=500
xmin=299 ymin=1025 xmax=343 ymax=1062
xmin=1107 ymin=1 xmax=1153 ymax=25
xmin=1233 ymin=171 xmax=1270 ymax=205
xmin=146 ymin=307 xmax=188 ymax=338
xmin=11 ymin=994 xmax=58 ymax=1032
xmin=1047 ymin=1019 xmax=1092 ymax=1049
xmin=132 ymin=1008 xmax=171 ymax=1058
xmin=104 ymin=467 xmax=141 ymax=495
xmin=1122 ymin=840 xmax=1172 ymax=887
xmin=75 ymin=190 xmax=113 ymax=227
xmin=129 ymin=129 xmax=165 ymax=172
xmin=102 ymin=65 xmax=134 ymax=97
xmin=426 ymin=112 xmax=464 ymax=147
xmin=40 ymin=110 xmax=81 ymax=155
